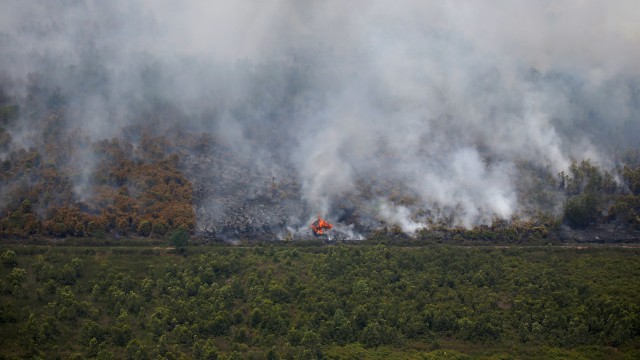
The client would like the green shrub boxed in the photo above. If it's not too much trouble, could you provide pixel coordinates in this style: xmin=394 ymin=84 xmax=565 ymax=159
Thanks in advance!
xmin=563 ymin=193 xmax=598 ymax=228
xmin=1 ymin=250 xmax=18 ymax=268
xmin=169 ymin=228 xmax=189 ymax=251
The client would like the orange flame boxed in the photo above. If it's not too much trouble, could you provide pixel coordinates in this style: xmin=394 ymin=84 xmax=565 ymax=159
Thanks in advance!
xmin=311 ymin=215 xmax=333 ymax=235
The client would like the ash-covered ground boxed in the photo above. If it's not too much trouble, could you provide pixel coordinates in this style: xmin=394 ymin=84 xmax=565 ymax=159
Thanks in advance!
xmin=187 ymin=152 xmax=305 ymax=240
xmin=182 ymin=143 xmax=380 ymax=241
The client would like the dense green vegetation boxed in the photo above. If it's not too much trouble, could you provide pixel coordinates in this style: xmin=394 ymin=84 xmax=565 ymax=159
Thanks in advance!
xmin=1 ymin=244 xmax=639 ymax=359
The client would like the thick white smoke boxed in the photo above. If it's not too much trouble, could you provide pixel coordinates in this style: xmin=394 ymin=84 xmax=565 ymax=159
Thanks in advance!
xmin=2 ymin=1 xmax=639 ymax=232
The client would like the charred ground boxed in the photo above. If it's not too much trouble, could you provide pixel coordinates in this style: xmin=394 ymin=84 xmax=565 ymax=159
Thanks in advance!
xmin=1 ymin=90 xmax=640 ymax=243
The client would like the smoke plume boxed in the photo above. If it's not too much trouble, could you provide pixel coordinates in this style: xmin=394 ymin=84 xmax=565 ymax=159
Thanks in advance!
xmin=1 ymin=1 xmax=639 ymax=235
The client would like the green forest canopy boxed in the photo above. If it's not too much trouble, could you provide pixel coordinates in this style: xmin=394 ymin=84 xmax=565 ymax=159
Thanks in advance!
xmin=1 ymin=244 xmax=639 ymax=359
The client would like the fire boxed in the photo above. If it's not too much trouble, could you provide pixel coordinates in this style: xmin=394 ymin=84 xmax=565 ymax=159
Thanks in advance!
xmin=311 ymin=215 xmax=333 ymax=236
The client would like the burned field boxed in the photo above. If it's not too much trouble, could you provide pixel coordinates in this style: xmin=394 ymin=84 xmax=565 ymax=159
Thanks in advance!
xmin=2 ymin=2 xmax=640 ymax=244
xmin=2 ymin=122 xmax=640 ymax=244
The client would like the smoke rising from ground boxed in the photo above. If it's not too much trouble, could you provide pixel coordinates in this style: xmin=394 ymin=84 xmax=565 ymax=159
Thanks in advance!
xmin=2 ymin=1 xmax=640 ymax=233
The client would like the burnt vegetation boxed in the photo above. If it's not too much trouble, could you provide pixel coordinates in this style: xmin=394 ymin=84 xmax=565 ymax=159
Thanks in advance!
xmin=1 ymin=78 xmax=640 ymax=243
xmin=0 ymin=85 xmax=196 ymax=240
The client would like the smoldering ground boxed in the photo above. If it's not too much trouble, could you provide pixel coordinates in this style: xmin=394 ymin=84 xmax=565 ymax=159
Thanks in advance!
xmin=1 ymin=1 xmax=640 ymax=238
